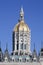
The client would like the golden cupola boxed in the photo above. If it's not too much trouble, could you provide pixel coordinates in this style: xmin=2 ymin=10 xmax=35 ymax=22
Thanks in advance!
xmin=13 ymin=7 xmax=30 ymax=32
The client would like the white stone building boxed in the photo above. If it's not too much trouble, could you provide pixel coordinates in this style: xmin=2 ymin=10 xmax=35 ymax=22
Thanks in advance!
xmin=12 ymin=7 xmax=31 ymax=55
xmin=0 ymin=7 xmax=43 ymax=65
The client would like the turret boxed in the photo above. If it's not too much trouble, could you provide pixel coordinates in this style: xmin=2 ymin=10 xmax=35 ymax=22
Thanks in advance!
xmin=4 ymin=43 xmax=11 ymax=62
xmin=0 ymin=41 xmax=3 ymax=62
xmin=32 ymin=43 xmax=37 ymax=62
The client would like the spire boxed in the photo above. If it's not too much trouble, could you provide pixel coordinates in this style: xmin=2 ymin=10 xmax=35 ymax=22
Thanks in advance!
xmin=0 ymin=41 xmax=2 ymax=51
xmin=6 ymin=43 xmax=8 ymax=51
xmin=34 ymin=43 xmax=36 ymax=51
xmin=34 ymin=43 xmax=35 ymax=49
xmin=20 ymin=7 xmax=24 ymax=21
xmin=0 ymin=41 xmax=1 ymax=48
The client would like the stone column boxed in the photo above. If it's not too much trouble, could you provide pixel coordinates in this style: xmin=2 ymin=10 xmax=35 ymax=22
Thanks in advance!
xmin=15 ymin=44 xmax=16 ymax=51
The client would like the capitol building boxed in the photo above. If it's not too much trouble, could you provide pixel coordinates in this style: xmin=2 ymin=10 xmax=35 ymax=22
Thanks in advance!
xmin=0 ymin=7 xmax=43 ymax=65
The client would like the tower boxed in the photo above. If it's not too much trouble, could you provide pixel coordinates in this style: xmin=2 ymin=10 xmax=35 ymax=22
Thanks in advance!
xmin=0 ymin=41 xmax=3 ymax=62
xmin=32 ymin=43 xmax=37 ymax=61
xmin=4 ymin=43 xmax=11 ymax=62
xmin=12 ymin=7 xmax=31 ymax=55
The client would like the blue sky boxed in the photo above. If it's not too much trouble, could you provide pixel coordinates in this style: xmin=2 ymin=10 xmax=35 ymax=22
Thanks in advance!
xmin=0 ymin=0 xmax=43 ymax=54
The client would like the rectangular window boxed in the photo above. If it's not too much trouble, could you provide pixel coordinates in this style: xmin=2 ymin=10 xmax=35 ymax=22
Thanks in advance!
xmin=20 ymin=43 xmax=23 ymax=49
xmin=24 ymin=44 xmax=26 ymax=49
xmin=17 ymin=44 xmax=19 ymax=50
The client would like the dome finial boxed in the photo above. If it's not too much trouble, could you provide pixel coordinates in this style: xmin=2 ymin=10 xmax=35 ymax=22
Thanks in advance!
xmin=20 ymin=6 xmax=24 ymax=20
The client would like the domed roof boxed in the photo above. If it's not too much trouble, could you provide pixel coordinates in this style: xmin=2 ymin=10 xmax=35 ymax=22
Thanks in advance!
xmin=13 ymin=7 xmax=30 ymax=32
xmin=13 ymin=20 xmax=30 ymax=32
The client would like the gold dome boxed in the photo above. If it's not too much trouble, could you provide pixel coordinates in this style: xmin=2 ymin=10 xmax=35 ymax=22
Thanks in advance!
xmin=13 ymin=7 xmax=30 ymax=32
xmin=13 ymin=20 xmax=30 ymax=32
